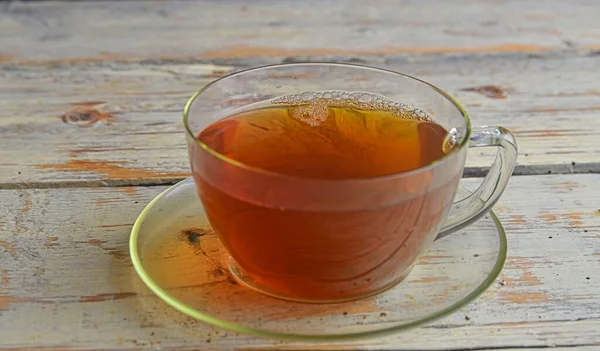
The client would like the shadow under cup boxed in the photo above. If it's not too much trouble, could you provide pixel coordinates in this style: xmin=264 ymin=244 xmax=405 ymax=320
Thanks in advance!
xmin=185 ymin=63 xmax=472 ymax=303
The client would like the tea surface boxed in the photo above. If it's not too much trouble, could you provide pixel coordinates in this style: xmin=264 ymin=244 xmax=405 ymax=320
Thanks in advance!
xmin=198 ymin=98 xmax=448 ymax=179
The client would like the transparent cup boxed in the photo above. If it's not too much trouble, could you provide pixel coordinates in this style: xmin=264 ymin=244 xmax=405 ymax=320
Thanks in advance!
xmin=184 ymin=63 xmax=517 ymax=303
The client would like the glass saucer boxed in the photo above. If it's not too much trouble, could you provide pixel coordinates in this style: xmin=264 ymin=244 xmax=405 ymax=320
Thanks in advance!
xmin=130 ymin=177 xmax=507 ymax=341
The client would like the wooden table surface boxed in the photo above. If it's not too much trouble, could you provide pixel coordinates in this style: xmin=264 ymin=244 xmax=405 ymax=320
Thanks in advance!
xmin=1 ymin=1 xmax=599 ymax=350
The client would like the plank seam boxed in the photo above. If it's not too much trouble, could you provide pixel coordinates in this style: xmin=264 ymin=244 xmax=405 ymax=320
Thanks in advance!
xmin=0 ymin=48 xmax=598 ymax=69
xmin=0 ymin=163 xmax=598 ymax=190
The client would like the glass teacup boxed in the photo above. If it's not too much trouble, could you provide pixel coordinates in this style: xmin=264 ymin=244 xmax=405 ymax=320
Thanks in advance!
xmin=184 ymin=63 xmax=517 ymax=303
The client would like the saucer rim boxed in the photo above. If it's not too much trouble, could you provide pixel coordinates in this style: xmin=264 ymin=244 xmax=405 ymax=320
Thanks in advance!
xmin=129 ymin=177 xmax=507 ymax=341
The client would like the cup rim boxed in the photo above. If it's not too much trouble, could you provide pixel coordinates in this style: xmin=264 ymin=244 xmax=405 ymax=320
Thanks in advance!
xmin=183 ymin=62 xmax=472 ymax=182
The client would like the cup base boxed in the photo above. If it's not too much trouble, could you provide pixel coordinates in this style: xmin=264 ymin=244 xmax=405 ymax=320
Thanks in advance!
xmin=227 ymin=255 xmax=415 ymax=304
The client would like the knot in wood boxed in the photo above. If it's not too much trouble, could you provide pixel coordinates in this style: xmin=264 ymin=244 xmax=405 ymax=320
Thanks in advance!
xmin=61 ymin=106 xmax=114 ymax=127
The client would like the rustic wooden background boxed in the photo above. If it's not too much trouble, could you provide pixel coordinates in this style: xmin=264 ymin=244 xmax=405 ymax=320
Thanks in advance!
xmin=1 ymin=0 xmax=599 ymax=350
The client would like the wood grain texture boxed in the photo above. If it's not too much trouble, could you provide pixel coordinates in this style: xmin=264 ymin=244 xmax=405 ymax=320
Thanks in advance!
xmin=1 ymin=174 xmax=599 ymax=350
xmin=1 ymin=1 xmax=599 ymax=349
xmin=0 ymin=0 xmax=599 ymax=64
xmin=2 ymin=52 xmax=600 ymax=187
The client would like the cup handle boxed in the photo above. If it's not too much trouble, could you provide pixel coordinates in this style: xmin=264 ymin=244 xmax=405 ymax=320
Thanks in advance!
xmin=436 ymin=126 xmax=518 ymax=240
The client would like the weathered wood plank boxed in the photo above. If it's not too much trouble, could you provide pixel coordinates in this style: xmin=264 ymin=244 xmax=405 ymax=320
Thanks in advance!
xmin=1 ymin=174 xmax=599 ymax=350
xmin=1 ymin=53 xmax=600 ymax=187
xmin=0 ymin=0 xmax=599 ymax=64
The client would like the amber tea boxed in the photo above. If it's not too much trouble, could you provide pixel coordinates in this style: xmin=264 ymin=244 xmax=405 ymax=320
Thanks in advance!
xmin=191 ymin=92 xmax=459 ymax=301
